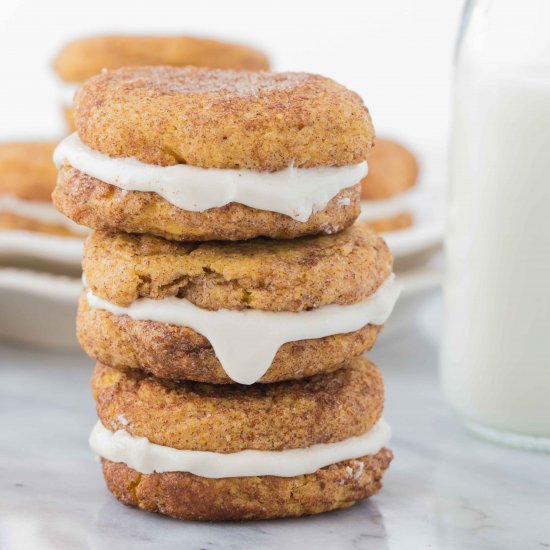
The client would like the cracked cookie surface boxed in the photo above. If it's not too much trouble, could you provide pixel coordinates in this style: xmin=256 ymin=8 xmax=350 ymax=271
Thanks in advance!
xmin=82 ymin=223 xmax=393 ymax=311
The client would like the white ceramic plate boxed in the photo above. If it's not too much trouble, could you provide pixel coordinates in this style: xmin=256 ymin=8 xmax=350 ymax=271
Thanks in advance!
xmin=0 ymin=267 xmax=81 ymax=349
xmin=360 ymin=181 xmax=445 ymax=261
xmin=0 ymin=230 xmax=84 ymax=268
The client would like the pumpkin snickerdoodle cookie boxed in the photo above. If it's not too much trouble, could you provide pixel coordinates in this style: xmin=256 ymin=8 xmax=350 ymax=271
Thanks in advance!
xmin=360 ymin=138 xmax=419 ymax=232
xmin=0 ymin=141 xmax=86 ymax=237
xmin=53 ymin=66 xmax=374 ymax=241
xmin=78 ymin=225 xmax=400 ymax=384
xmin=90 ymin=357 xmax=393 ymax=521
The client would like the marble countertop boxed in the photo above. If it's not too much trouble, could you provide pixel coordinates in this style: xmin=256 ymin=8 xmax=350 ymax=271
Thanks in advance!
xmin=1 ymin=290 xmax=549 ymax=550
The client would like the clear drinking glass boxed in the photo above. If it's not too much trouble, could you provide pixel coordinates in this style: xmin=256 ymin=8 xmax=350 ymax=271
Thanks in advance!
xmin=441 ymin=0 xmax=550 ymax=451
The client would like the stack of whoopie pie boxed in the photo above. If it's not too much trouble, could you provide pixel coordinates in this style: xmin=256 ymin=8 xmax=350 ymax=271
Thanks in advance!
xmin=53 ymin=66 xmax=401 ymax=521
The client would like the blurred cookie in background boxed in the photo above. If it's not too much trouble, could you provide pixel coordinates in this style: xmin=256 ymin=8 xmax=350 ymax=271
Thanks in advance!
xmin=0 ymin=141 xmax=86 ymax=273
xmin=0 ymin=141 xmax=85 ymax=349
xmin=53 ymin=34 xmax=270 ymax=130
xmin=359 ymin=138 xmax=419 ymax=233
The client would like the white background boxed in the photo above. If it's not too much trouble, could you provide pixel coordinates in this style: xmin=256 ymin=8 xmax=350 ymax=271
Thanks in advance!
xmin=0 ymin=0 xmax=463 ymax=168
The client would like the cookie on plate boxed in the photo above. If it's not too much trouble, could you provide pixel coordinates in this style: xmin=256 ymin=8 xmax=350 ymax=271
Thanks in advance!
xmin=0 ymin=141 xmax=86 ymax=237
xmin=359 ymin=138 xmax=419 ymax=232
xmin=53 ymin=66 xmax=374 ymax=241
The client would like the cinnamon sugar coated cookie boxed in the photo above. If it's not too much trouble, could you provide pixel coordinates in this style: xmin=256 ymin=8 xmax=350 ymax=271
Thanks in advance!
xmin=91 ymin=358 xmax=384 ymax=452
xmin=361 ymin=139 xmax=418 ymax=200
xmin=0 ymin=142 xmax=57 ymax=202
xmin=360 ymin=138 xmax=418 ymax=232
xmin=53 ymin=169 xmax=361 ymax=241
xmin=78 ymin=295 xmax=382 ymax=384
xmin=0 ymin=141 xmax=85 ymax=237
xmin=101 ymin=449 xmax=392 ymax=521
xmin=72 ymin=67 xmax=374 ymax=170
xmin=54 ymin=35 xmax=269 ymax=83
xmin=82 ymin=224 xmax=392 ymax=310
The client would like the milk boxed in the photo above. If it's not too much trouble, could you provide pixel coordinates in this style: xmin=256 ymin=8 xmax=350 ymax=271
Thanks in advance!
xmin=441 ymin=2 xmax=550 ymax=445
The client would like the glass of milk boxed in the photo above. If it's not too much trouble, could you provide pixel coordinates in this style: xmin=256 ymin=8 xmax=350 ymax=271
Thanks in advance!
xmin=441 ymin=0 xmax=550 ymax=450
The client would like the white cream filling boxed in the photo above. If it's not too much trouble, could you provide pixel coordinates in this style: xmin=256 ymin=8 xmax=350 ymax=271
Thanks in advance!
xmin=89 ymin=418 xmax=391 ymax=478
xmin=54 ymin=133 xmax=367 ymax=222
xmin=58 ymin=81 xmax=79 ymax=107
xmin=0 ymin=194 xmax=89 ymax=235
xmin=359 ymin=190 xmax=415 ymax=221
xmin=86 ymin=274 xmax=401 ymax=384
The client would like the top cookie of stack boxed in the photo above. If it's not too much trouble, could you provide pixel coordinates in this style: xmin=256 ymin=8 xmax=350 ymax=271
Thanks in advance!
xmin=53 ymin=66 xmax=375 ymax=241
